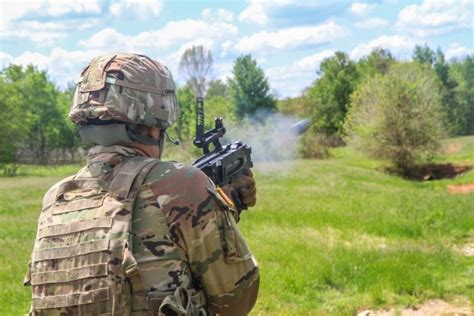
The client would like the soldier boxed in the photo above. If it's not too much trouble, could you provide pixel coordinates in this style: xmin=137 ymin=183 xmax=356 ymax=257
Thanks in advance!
xmin=24 ymin=53 xmax=259 ymax=315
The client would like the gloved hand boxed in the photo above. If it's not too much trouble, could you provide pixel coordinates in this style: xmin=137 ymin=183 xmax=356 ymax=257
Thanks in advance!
xmin=231 ymin=168 xmax=257 ymax=208
xmin=219 ymin=168 xmax=257 ymax=216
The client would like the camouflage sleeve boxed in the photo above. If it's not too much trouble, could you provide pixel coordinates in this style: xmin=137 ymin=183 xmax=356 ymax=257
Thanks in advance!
xmin=148 ymin=162 xmax=259 ymax=315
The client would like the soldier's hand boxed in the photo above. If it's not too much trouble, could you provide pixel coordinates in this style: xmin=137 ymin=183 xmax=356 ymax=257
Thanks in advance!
xmin=231 ymin=168 xmax=257 ymax=208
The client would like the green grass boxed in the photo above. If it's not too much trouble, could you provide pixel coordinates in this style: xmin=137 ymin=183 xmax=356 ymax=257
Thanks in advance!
xmin=1 ymin=137 xmax=473 ymax=315
xmin=0 ymin=163 xmax=80 ymax=177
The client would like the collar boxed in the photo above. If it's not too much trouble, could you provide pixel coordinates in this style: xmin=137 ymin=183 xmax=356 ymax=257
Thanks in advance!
xmin=88 ymin=145 xmax=146 ymax=158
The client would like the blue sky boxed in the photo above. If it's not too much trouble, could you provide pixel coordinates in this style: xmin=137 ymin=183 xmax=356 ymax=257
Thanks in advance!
xmin=1 ymin=0 xmax=472 ymax=97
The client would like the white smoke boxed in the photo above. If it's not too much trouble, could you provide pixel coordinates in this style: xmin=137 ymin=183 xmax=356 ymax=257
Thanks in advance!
xmin=224 ymin=112 xmax=308 ymax=172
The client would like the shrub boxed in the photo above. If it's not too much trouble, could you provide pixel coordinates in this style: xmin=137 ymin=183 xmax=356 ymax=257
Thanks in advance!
xmin=344 ymin=62 xmax=446 ymax=174
xmin=299 ymin=133 xmax=331 ymax=159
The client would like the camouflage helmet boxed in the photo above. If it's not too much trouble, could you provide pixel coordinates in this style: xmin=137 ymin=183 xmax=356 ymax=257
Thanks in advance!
xmin=69 ymin=53 xmax=179 ymax=129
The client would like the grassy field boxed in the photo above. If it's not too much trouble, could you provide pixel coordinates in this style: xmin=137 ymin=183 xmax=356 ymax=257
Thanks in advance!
xmin=1 ymin=137 xmax=473 ymax=315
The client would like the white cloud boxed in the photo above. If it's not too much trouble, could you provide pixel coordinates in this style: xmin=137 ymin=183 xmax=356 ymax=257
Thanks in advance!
xmin=0 ymin=0 xmax=102 ymax=45
xmin=234 ymin=21 xmax=346 ymax=53
xmin=266 ymin=50 xmax=336 ymax=97
xmin=2 ymin=17 xmax=104 ymax=45
xmin=215 ymin=62 xmax=234 ymax=82
xmin=445 ymin=43 xmax=474 ymax=60
xmin=294 ymin=50 xmax=336 ymax=70
xmin=1 ymin=21 xmax=67 ymax=45
xmin=80 ymin=19 xmax=238 ymax=52
xmin=79 ymin=28 xmax=128 ymax=50
xmin=21 ymin=21 xmax=66 ymax=31
xmin=12 ymin=51 xmax=52 ymax=70
xmin=238 ymin=0 xmax=321 ymax=26
xmin=355 ymin=18 xmax=389 ymax=29
xmin=239 ymin=2 xmax=269 ymax=26
xmin=202 ymin=8 xmax=234 ymax=22
xmin=109 ymin=0 xmax=162 ymax=18
xmin=221 ymin=40 xmax=233 ymax=57
xmin=0 ymin=52 xmax=14 ymax=69
xmin=0 ymin=0 xmax=101 ymax=31
xmin=47 ymin=0 xmax=101 ymax=16
xmin=0 ymin=1 xmax=45 ymax=31
xmin=397 ymin=0 xmax=473 ymax=36
xmin=350 ymin=35 xmax=415 ymax=60
xmin=6 ymin=48 xmax=111 ymax=85
xmin=350 ymin=2 xmax=375 ymax=16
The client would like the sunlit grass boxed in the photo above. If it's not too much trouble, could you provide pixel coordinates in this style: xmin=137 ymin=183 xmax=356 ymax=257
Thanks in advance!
xmin=0 ymin=136 xmax=473 ymax=315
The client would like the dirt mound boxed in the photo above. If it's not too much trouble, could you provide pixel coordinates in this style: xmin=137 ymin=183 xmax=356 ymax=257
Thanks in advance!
xmin=384 ymin=164 xmax=472 ymax=181
xmin=414 ymin=164 xmax=471 ymax=180
xmin=358 ymin=299 xmax=473 ymax=316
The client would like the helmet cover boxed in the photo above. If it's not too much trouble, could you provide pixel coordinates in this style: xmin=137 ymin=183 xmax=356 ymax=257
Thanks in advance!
xmin=69 ymin=53 xmax=179 ymax=129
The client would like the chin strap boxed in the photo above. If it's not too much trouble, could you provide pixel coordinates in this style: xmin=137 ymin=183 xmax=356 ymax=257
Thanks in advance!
xmin=158 ymin=129 xmax=165 ymax=159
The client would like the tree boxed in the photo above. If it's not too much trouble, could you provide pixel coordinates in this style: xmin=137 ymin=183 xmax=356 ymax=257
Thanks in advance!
xmin=449 ymin=55 xmax=474 ymax=135
xmin=305 ymin=51 xmax=359 ymax=136
xmin=205 ymin=95 xmax=237 ymax=128
xmin=412 ymin=44 xmax=436 ymax=65
xmin=56 ymin=84 xmax=81 ymax=161
xmin=345 ymin=62 xmax=446 ymax=174
xmin=0 ymin=71 xmax=23 ymax=164
xmin=0 ymin=64 xmax=67 ymax=164
xmin=173 ymin=85 xmax=195 ymax=141
xmin=206 ymin=79 xmax=228 ymax=99
xmin=357 ymin=48 xmax=394 ymax=79
xmin=413 ymin=45 xmax=464 ymax=134
xmin=179 ymin=45 xmax=213 ymax=97
xmin=277 ymin=96 xmax=307 ymax=118
xmin=229 ymin=55 xmax=276 ymax=120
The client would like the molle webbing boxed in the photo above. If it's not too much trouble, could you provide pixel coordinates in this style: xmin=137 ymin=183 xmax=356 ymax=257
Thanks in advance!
xmin=38 ymin=217 xmax=113 ymax=238
xmin=32 ymin=287 xmax=110 ymax=309
xmin=30 ymin=157 xmax=159 ymax=312
xmin=31 ymin=263 xmax=108 ymax=285
xmin=33 ymin=239 xmax=109 ymax=261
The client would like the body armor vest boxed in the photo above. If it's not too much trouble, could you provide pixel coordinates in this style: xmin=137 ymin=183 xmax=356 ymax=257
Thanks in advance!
xmin=26 ymin=157 xmax=159 ymax=315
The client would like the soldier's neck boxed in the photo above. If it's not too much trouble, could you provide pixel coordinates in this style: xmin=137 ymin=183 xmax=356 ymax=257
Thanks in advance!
xmin=128 ymin=142 xmax=161 ymax=159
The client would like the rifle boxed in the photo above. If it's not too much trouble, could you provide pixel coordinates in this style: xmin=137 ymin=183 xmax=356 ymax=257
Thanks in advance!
xmin=191 ymin=97 xmax=253 ymax=211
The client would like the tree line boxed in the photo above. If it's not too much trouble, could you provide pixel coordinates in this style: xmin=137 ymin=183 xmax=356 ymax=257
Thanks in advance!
xmin=280 ymin=45 xmax=473 ymax=172
xmin=0 ymin=44 xmax=472 ymax=174
xmin=0 ymin=65 xmax=78 ymax=166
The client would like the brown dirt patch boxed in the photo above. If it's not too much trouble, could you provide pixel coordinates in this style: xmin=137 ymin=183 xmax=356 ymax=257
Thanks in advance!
xmin=447 ymin=184 xmax=474 ymax=195
xmin=385 ymin=164 xmax=473 ymax=181
xmin=458 ymin=238 xmax=474 ymax=257
xmin=358 ymin=299 xmax=473 ymax=316
xmin=414 ymin=164 xmax=472 ymax=180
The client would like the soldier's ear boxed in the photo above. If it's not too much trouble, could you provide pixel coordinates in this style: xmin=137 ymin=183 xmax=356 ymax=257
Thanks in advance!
xmin=148 ymin=127 xmax=160 ymax=140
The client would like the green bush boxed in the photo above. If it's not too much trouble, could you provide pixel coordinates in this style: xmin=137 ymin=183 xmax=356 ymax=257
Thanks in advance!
xmin=299 ymin=133 xmax=331 ymax=159
xmin=345 ymin=62 xmax=446 ymax=174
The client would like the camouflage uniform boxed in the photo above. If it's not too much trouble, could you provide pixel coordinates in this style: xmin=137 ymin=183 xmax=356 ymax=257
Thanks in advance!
xmin=25 ymin=54 xmax=259 ymax=315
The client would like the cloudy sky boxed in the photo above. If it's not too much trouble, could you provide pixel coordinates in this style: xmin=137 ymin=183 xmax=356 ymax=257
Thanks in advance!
xmin=1 ymin=0 xmax=472 ymax=97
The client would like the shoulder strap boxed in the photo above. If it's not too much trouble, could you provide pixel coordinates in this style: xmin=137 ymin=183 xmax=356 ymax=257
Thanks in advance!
xmin=107 ymin=157 xmax=160 ymax=295
xmin=108 ymin=157 xmax=159 ymax=199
